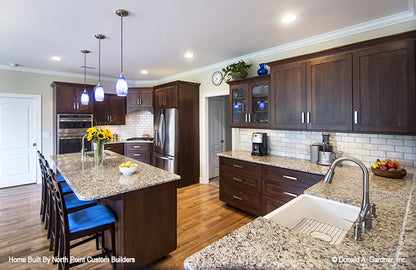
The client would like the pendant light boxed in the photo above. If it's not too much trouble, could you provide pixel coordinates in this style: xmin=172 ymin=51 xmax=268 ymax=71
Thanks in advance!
xmin=80 ymin=50 xmax=90 ymax=105
xmin=94 ymin=34 xmax=105 ymax=101
xmin=115 ymin=9 xmax=128 ymax=96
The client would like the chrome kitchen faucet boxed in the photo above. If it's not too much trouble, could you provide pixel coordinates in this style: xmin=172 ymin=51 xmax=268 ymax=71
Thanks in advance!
xmin=323 ymin=157 xmax=376 ymax=241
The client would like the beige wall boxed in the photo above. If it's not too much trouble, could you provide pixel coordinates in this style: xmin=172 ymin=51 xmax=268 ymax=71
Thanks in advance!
xmin=0 ymin=19 xmax=415 ymax=182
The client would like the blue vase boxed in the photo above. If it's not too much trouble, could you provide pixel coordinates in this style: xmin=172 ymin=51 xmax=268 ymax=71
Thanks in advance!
xmin=257 ymin=63 xmax=268 ymax=75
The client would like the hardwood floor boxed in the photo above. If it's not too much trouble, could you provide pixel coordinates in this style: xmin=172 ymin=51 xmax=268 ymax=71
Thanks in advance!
xmin=0 ymin=183 xmax=254 ymax=269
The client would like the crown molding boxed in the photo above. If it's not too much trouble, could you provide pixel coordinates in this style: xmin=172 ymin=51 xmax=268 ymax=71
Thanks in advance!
xmin=157 ymin=9 xmax=416 ymax=83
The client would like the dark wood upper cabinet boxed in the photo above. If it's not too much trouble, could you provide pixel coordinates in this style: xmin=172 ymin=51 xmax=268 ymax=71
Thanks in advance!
xmin=269 ymin=31 xmax=416 ymax=134
xmin=228 ymin=75 xmax=270 ymax=128
xmin=271 ymin=53 xmax=352 ymax=131
xmin=306 ymin=52 xmax=353 ymax=131
xmin=94 ymin=94 xmax=126 ymax=125
xmin=52 ymin=82 xmax=94 ymax=114
xmin=126 ymin=87 xmax=153 ymax=114
xmin=154 ymin=85 xmax=178 ymax=109
xmin=270 ymin=61 xmax=306 ymax=130
xmin=352 ymin=40 xmax=416 ymax=133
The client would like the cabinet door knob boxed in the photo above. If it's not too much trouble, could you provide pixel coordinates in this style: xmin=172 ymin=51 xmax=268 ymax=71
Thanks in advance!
xmin=73 ymin=103 xmax=76 ymax=110
xmin=137 ymin=98 xmax=140 ymax=105
xmin=77 ymin=103 xmax=80 ymax=110
xmin=306 ymin=112 xmax=310 ymax=123
xmin=301 ymin=112 xmax=305 ymax=123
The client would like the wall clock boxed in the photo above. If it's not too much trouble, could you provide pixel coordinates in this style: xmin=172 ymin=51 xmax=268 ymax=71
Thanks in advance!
xmin=212 ymin=71 xmax=223 ymax=86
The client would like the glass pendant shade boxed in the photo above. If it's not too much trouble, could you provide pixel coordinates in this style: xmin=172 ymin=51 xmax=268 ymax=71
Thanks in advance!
xmin=94 ymin=84 xmax=105 ymax=101
xmin=81 ymin=90 xmax=89 ymax=105
xmin=115 ymin=74 xmax=128 ymax=96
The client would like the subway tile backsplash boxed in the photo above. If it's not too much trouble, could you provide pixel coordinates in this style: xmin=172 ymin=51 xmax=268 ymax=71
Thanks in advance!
xmin=98 ymin=110 xmax=153 ymax=141
xmin=236 ymin=129 xmax=416 ymax=168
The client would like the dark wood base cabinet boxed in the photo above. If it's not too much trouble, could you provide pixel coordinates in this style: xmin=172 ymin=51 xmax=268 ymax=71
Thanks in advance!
xmin=101 ymin=181 xmax=177 ymax=270
xmin=219 ymin=158 xmax=261 ymax=215
xmin=104 ymin=143 xmax=124 ymax=155
xmin=124 ymin=143 xmax=152 ymax=164
xmin=219 ymin=156 xmax=323 ymax=216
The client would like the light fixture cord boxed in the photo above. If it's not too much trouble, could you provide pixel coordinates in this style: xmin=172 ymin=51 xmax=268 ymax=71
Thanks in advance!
xmin=84 ymin=52 xmax=87 ymax=89
xmin=120 ymin=15 xmax=124 ymax=74
xmin=98 ymin=37 xmax=101 ymax=82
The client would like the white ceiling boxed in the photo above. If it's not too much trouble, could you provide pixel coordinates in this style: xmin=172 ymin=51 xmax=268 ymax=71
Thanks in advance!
xmin=0 ymin=0 xmax=414 ymax=83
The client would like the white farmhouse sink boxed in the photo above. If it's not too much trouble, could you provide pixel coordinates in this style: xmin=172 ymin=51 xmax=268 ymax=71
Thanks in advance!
xmin=264 ymin=194 xmax=360 ymax=245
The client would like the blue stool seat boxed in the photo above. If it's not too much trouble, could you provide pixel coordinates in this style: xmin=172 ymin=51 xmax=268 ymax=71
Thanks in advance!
xmin=64 ymin=193 xmax=97 ymax=210
xmin=59 ymin=181 xmax=73 ymax=194
xmin=68 ymin=205 xmax=117 ymax=234
xmin=56 ymin=173 xmax=66 ymax=183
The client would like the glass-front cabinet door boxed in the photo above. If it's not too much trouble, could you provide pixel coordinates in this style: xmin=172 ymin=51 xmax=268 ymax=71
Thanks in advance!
xmin=231 ymin=85 xmax=247 ymax=124
xmin=228 ymin=75 xmax=270 ymax=128
xmin=251 ymin=81 xmax=269 ymax=125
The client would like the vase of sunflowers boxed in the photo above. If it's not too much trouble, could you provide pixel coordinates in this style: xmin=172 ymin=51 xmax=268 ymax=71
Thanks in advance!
xmin=86 ymin=127 xmax=114 ymax=165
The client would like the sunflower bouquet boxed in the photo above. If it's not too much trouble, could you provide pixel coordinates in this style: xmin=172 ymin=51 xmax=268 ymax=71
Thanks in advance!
xmin=86 ymin=127 xmax=114 ymax=143
xmin=86 ymin=127 xmax=113 ymax=164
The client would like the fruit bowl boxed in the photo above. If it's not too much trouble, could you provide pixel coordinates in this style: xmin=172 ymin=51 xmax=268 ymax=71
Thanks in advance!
xmin=371 ymin=167 xmax=407 ymax=179
xmin=119 ymin=164 xmax=137 ymax=176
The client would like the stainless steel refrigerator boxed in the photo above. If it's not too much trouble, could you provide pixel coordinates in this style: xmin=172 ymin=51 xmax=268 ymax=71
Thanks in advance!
xmin=153 ymin=108 xmax=178 ymax=174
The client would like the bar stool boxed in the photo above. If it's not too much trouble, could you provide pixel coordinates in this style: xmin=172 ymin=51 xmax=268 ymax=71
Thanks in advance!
xmin=38 ymin=151 xmax=72 ymax=221
xmin=50 ymin=169 xmax=117 ymax=270
xmin=43 ymin=160 xmax=97 ymax=253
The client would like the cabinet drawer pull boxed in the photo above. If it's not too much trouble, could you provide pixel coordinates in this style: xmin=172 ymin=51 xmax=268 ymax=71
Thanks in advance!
xmin=283 ymin=175 xmax=298 ymax=181
xmin=301 ymin=112 xmax=305 ymax=124
xmin=232 ymin=195 xmax=243 ymax=201
xmin=133 ymin=146 xmax=141 ymax=149
xmin=133 ymin=154 xmax=142 ymax=156
xmin=306 ymin=112 xmax=310 ymax=123
xmin=137 ymin=98 xmax=140 ymax=105
xmin=248 ymin=113 xmax=251 ymax=123
xmin=283 ymin=192 xmax=298 ymax=198
xmin=245 ymin=113 xmax=248 ymax=122
xmin=232 ymin=177 xmax=243 ymax=182
xmin=232 ymin=164 xmax=243 ymax=169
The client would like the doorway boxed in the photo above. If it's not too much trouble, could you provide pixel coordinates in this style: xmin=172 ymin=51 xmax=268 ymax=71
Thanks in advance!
xmin=208 ymin=95 xmax=231 ymax=186
xmin=0 ymin=93 xmax=41 ymax=188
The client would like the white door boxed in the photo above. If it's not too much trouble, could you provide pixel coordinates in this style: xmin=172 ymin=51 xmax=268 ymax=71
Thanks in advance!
xmin=209 ymin=97 xmax=226 ymax=178
xmin=0 ymin=95 xmax=38 ymax=188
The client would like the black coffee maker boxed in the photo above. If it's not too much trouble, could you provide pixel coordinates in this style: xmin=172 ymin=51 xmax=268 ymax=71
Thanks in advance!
xmin=251 ymin=133 xmax=268 ymax=156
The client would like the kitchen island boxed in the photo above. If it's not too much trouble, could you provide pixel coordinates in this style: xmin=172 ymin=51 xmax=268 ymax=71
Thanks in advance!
xmin=51 ymin=151 xmax=180 ymax=270
xmin=184 ymin=151 xmax=415 ymax=269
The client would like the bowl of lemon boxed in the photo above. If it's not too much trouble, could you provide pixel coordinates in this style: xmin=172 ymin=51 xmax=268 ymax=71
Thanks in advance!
xmin=119 ymin=161 xmax=137 ymax=176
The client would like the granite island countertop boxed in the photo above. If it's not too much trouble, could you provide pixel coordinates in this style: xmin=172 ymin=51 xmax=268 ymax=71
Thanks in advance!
xmin=184 ymin=150 xmax=416 ymax=269
xmin=50 ymin=151 xmax=179 ymax=201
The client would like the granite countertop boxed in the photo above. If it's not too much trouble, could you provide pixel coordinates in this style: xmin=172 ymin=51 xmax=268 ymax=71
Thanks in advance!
xmin=184 ymin=150 xmax=415 ymax=269
xmin=50 ymin=151 xmax=180 ymax=201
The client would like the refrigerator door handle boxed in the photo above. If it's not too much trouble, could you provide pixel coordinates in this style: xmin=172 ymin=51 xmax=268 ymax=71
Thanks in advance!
xmin=160 ymin=112 xmax=166 ymax=149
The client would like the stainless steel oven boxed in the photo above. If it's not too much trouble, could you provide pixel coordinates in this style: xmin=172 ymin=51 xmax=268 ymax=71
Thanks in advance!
xmin=57 ymin=114 xmax=93 ymax=154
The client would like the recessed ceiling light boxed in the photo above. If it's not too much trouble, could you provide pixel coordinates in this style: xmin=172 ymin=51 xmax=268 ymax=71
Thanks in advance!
xmin=51 ymin=56 xmax=62 ymax=61
xmin=141 ymin=70 xmax=148 ymax=74
xmin=184 ymin=52 xmax=194 ymax=59
xmin=281 ymin=14 xmax=296 ymax=23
